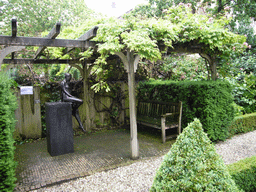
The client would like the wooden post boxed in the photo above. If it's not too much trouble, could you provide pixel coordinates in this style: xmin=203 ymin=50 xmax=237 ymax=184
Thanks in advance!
xmin=161 ymin=117 xmax=166 ymax=143
xmin=15 ymin=86 xmax=42 ymax=139
xmin=83 ymin=61 xmax=91 ymax=131
xmin=116 ymin=51 xmax=139 ymax=159
xmin=127 ymin=51 xmax=139 ymax=159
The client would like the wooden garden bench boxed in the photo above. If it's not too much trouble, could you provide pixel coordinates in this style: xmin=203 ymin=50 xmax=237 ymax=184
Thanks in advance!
xmin=137 ymin=100 xmax=182 ymax=143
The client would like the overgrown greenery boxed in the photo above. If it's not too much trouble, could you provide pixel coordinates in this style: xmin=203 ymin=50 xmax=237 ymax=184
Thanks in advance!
xmin=151 ymin=118 xmax=240 ymax=191
xmin=128 ymin=1 xmax=255 ymax=114
xmin=96 ymin=3 xmax=246 ymax=61
xmin=130 ymin=0 xmax=256 ymax=51
xmin=138 ymin=80 xmax=234 ymax=141
xmin=35 ymin=2 xmax=247 ymax=90
xmin=223 ymin=52 xmax=256 ymax=114
xmin=228 ymin=155 xmax=256 ymax=192
xmin=0 ymin=72 xmax=18 ymax=191
xmin=3 ymin=2 xmax=247 ymax=91
xmin=147 ymin=54 xmax=208 ymax=80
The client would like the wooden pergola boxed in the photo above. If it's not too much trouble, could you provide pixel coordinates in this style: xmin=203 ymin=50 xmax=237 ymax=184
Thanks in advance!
xmin=1 ymin=18 xmax=220 ymax=159
xmin=0 ymin=19 xmax=98 ymax=65
xmin=0 ymin=19 xmax=140 ymax=159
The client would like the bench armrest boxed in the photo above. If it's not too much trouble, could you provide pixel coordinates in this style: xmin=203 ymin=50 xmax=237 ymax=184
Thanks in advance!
xmin=161 ymin=112 xmax=180 ymax=117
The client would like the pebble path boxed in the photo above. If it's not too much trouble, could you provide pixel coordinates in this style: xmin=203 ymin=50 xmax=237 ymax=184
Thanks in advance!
xmin=32 ymin=130 xmax=256 ymax=192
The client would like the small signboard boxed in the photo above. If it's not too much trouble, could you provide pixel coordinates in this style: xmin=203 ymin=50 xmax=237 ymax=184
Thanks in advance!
xmin=20 ymin=86 xmax=33 ymax=95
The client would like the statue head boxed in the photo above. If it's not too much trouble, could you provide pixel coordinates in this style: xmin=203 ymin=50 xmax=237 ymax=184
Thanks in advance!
xmin=65 ymin=73 xmax=72 ymax=82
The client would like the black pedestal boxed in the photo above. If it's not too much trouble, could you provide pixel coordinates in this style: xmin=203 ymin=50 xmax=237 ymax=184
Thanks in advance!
xmin=46 ymin=102 xmax=74 ymax=156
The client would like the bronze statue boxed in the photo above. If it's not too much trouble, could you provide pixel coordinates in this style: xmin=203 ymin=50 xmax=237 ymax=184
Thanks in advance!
xmin=60 ymin=73 xmax=86 ymax=132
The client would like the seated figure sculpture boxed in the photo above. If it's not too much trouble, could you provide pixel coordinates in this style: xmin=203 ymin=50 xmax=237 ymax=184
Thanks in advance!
xmin=60 ymin=73 xmax=86 ymax=132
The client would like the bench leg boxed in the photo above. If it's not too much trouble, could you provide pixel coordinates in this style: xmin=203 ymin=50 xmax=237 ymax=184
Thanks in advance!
xmin=161 ymin=117 xmax=166 ymax=143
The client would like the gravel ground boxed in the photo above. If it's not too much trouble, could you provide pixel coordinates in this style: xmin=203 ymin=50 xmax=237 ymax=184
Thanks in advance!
xmin=33 ymin=130 xmax=256 ymax=192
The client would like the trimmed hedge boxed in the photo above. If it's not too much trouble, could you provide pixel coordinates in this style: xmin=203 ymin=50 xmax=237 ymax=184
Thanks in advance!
xmin=138 ymin=80 xmax=234 ymax=141
xmin=228 ymin=156 xmax=256 ymax=192
xmin=0 ymin=72 xmax=18 ymax=191
xmin=228 ymin=113 xmax=256 ymax=137
xmin=151 ymin=119 xmax=240 ymax=192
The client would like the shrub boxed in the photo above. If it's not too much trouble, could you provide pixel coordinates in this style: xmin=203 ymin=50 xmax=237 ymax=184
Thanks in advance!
xmin=151 ymin=119 xmax=240 ymax=192
xmin=228 ymin=113 xmax=256 ymax=137
xmin=138 ymin=80 xmax=234 ymax=141
xmin=227 ymin=73 xmax=256 ymax=114
xmin=228 ymin=156 xmax=256 ymax=191
xmin=0 ymin=72 xmax=18 ymax=191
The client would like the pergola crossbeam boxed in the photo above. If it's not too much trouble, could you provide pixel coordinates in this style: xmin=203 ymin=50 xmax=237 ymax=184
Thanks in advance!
xmin=66 ymin=26 xmax=98 ymax=53
xmin=34 ymin=22 xmax=61 ymax=59
xmin=3 ymin=59 xmax=80 ymax=64
xmin=78 ymin=26 xmax=98 ymax=41
xmin=0 ymin=36 xmax=96 ymax=48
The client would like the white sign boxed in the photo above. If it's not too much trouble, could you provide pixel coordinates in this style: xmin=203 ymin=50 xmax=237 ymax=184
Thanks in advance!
xmin=20 ymin=86 xmax=33 ymax=95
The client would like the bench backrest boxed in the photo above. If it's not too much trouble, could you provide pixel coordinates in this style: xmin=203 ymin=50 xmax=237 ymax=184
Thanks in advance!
xmin=137 ymin=100 xmax=182 ymax=118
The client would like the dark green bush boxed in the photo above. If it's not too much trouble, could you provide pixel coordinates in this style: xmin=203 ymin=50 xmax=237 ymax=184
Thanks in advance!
xmin=228 ymin=156 xmax=256 ymax=192
xmin=228 ymin=113 xmax=256 ymax=137
xmin=151 ymin=119 xmax=240 ymax=192
xmin=138 ymin=80 xmax=234 ymax=141
xmin=0 ymin=72 xmax=18 ymax=191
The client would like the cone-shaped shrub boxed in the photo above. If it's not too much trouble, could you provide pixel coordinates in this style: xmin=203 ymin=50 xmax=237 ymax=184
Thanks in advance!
xmin=151 ymin=119 xmax=241 ymax=192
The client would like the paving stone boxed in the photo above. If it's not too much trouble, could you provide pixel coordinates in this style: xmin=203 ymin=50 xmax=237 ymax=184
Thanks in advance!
xmin=14 ymin=128 xmax=173 ymax=191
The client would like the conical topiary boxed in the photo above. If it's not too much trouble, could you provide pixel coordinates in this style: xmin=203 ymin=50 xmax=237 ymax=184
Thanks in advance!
xmin=151 ymin=118 xmax=241 ymax=192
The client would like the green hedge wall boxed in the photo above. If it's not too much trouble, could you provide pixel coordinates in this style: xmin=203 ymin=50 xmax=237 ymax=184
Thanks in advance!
xmin=228 ymin=156 xmax=256 ymax=191
xmin=0 ymin=72 xmax=18 ymax=191
xmin=228 ymin=113 xmax=256 ymax=137
xmin=138 ymin=80 xmax=234 ymax=141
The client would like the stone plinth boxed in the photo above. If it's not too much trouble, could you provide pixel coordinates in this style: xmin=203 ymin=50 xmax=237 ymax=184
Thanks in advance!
xmin=46 ymin=102 xmax=74 ymax=156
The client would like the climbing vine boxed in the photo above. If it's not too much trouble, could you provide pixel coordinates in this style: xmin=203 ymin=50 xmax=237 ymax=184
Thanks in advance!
xmin=46 ymin=3 xmax=248 ymax=90
xmin=93 ymin=4 xmax=247 ymax=67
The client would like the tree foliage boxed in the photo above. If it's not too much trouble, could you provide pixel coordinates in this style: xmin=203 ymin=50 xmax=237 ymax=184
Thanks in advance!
xmin=128 ymin=0 xmax=207 ymax=18
xmin=0 ymin=0 xmax=98 ymax=36
xmin=95 ymin=4 xmax=246 ymax=67
xmin=157 ymin=55 xmax=208 ymax=80
xmin=130 ymin=0 xmax=256 ymax=50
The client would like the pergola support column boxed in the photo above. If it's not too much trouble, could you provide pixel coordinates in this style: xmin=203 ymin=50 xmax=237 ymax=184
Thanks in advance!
xmin=116 ymin=50 xmax=140 ymax=159
xmin=82 ymin=61 xmax=91 ymax=131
